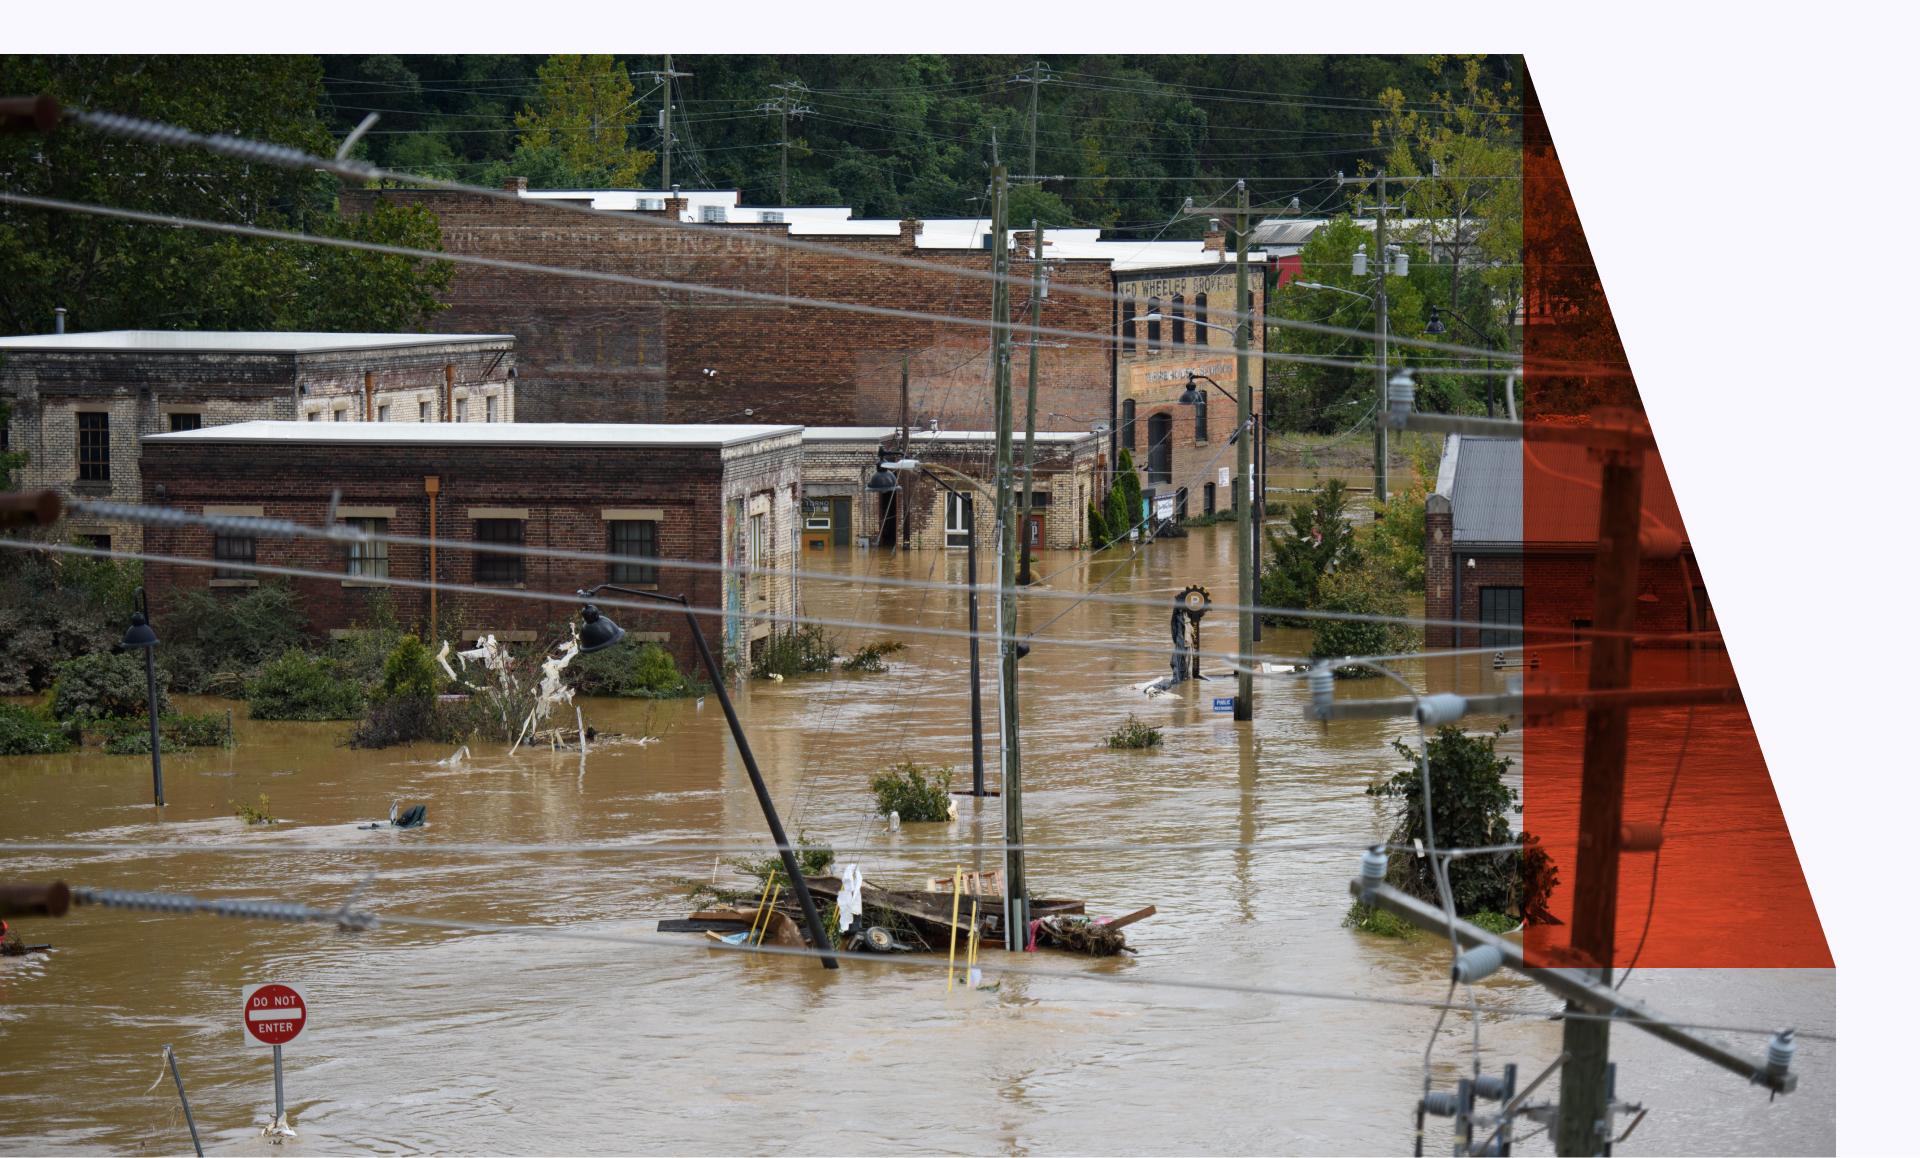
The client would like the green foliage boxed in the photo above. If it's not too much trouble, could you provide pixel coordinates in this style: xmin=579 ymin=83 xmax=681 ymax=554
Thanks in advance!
xmin=1308 ymin=559 xmax=1422 ymax=675
xmin=840 ymin=640 xmax=906 ymax=673
xmin=1262 ymin=479 xmax=1356 ymax=623
xmin=0 ymin=55 xmax=450 ymax=334
xmin=100 ymin=712 xmax=232 ymax=755
xmin=233 ymin=794 xmax=275 ymax=825
xmin=1342 ymin=900 xmax=1417 ymax=939
xmin=509 ymin=55 xmax=658 ymax=187
xmin=690 ymin=835 xmax=839 ymax=906
xmin=0 ymin=703 xmax=73 ymax=756
xmin=158 ymin=584 xmax=310 ymax=695
xmin=1105 ymin=714 xmax=1163 ymax=750
xmin=1466 ymin=910 xmax=1520 ymax=935
xmin=572 ymin=639 xmax=702 ymax=698
xmin=378 ymin=635 xmax=443 ymax=701
xmin=870 ymin=761 xmax=954 ymax=822
xmin=246 ymin=650 xmax=363 ymax=721
xmin=1086 ymin=500 xmax=1110 ymax=548
xmin=1354 ymin=436 xmax=1441 ymax=591
xmin=52 ymin=651 xmax=170 ymax=723
xmin=1367 ymin=725 xmax=1557 ymax=923
xmin=0 ymin=399 xmax=24 ymax=490
xmin=0 ymin=554 xmax=144 ymax=695
xmin=348 ymin=695 xmax=455 ymax=750
xmin=753 ymin=623 xmax=838 ymax=679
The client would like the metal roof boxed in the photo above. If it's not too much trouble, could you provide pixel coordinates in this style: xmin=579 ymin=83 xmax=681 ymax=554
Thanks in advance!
xmin=1435 ymin=434 xmax=1686 ymax=548
xmin=803 ymin=426 xmax=1096 ymax=445
xmin=142 ymin=421 xmax=800 ymax=450
xmin=0 ymin=331 xmax=513 ymax=353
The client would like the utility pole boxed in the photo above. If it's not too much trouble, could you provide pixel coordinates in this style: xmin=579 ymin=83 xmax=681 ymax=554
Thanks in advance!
xmin=757 ymin=80 xmax=811 ymax=205
xmin=1555 ymin=422 xmax=1648 ymax=1157
xmin=988 ymin=162 xmax=1028 ymax=950
xmin=1018 ymin=218 xmax=1045 ymax=586
xmin=1013 ymin=62 xmax=1050 ymax=181
xmin=643 ymin=55 xmax=692 ymax=194
xmin=1372 ymin=169 xmax=1389 ymax=505
xmin=898 ymin=354 xmax=912 ymax=547
xmin=1232 ymin=180 xmax=1254 ymax=722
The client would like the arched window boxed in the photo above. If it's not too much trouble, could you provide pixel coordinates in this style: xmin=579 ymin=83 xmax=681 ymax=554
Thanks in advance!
xmin=1171 ymin=294 xmax=1186 ymax=346
xmin=1121 ymin=398 xmax=1136 ymax=450
xmin=1146 ymin=297 xmax=1162 ymax=352
xmin=1121 ymin=299 xmax=1137 ymax=354
xmin=1194 ymin=391 xmax=1208 ymax=442
xmin=1147 ymin=412 xmax=1174 ymax=484
xmin=1193 ymin=293 xmax=1209 ymax=347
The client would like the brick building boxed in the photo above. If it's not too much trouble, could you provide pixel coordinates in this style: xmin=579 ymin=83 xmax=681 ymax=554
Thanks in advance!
xmin=1 ymin=331 xmax=516 ymax=550
xmin=138 ymin=421 xmax=801 ymax=670
xmin=1424 ymin=434 xmax=1707 ymax=650
xmin=798 ymin=427 xmax=1102 ymax=553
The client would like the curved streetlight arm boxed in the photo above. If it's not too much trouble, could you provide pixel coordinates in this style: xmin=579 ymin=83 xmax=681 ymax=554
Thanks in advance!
xmin=1292 ymin=281 xmax=1372 ymax=304
xmin=1426 ymin=305 xmax=1502 ymax=349
xmin=1183 ymin=371 xmax=1241 ymax=407
xmin=574 ymin=582 xmax=839 ymax=970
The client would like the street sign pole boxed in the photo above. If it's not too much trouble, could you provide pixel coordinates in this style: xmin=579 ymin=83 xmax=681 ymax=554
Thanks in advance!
xmin=272 ymin=1043 xmax=285 ymax=1126
xmin=244 ymin=982 xmax=306 ymax=1137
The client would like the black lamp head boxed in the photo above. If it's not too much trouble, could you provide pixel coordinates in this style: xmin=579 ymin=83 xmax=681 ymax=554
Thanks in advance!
xmin=1424 ymin=307 xmax=1447 ymax=336
xmin=866 ymin=467 xmax=901 ymax=494
xmin=1176 ymin=373 xmax=1205 ymax=406
xmin=119 ymin=611 xmax=159 ymax=651
xmin=577 ymin=603 xmax=626 ymax=653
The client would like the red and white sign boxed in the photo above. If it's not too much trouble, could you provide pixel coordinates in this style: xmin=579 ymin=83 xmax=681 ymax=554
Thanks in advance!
xmin=243 ymin=983 xmax=308 ymax=1047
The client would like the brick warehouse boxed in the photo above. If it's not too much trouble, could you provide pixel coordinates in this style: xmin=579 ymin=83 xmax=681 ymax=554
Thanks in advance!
xmin=0 ymin=331 xmax=516 ymax=551
xmin=138 ymin=422 xmax=801 ymax=670
xmin=343 ymin=185 xmax=1119 ymax=434
xmin=1424 ymin=434 xmax=1711 ymax=650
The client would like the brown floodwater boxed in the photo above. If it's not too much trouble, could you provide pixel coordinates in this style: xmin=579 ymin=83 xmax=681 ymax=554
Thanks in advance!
xmin=0 ymin=526 xmax=1833 ymax=1155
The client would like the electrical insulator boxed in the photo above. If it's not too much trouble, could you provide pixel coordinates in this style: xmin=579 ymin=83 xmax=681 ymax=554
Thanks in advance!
xmin=1387 ymin=369 xmax=1416 ymax=428
xmin=1415 ymin=693 xmax=1467 ymax=726
xmin=1473 ymin=1073 xmax=1506 ymax=1100
xmin=1351 ymin=247 xmax=1368 ymax=278
xmin=1620 ymin=822 xmax=1664 ymax=852
xmin=1360 ymin=845 xmax=1388 ymax=896
xmin=1308 ymin=663 xmax=1335 ymax=716
xmin=1422 ymin=1090 xmax=1458 ymax=1116
xmin=1766 ymin=1028 xmax=1796 ymax=1078
xmin=1451 ymin=943 xmax=1505 ymax=985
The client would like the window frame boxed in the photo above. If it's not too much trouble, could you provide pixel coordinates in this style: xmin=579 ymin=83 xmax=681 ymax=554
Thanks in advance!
xmin=76 ymin=411 xmax=110 ymax=482
xmin=1194 ymin=391 xmax=1209 ymax=443
xmin=472 ymin=518 xmax=526 ymax=584
xmin=1479 ymin=585 xmax=1524 ymax=650
xmin=1193 ymin=292 xmax=1209 ymax=347
xmin=344 ymin=516 xmax=391 ymax=578
xmin=1120 ymin=398 xmax=1136 ymax=451
xmin=1146 ymin=296 xmax=1162 ymax=352
xmin=607 ymin=518 xmax=660 ymax=586
xmin=1121 ymin=299 xmax=1137 ymax=354
xmin=213 ymin=532 xmax=256 ymax=580
xmin=1171 ymin=294 xmax=1186 ymax=346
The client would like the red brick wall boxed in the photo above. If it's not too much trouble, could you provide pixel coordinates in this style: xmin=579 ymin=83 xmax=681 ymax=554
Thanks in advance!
xmin=343 ymin=191 xmax=1116 ymax=432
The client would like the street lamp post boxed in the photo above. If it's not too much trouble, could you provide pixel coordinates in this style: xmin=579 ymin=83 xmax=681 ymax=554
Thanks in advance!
xmin=867 ymin=456 xmax=989 ymax=798
xmin=574 ymin=586 xmax=838 ymax=970
xmin=1425 ymin=306 xmax=1504 ymax=418
xmin=118 ymin=588 xmax=164 ymax=807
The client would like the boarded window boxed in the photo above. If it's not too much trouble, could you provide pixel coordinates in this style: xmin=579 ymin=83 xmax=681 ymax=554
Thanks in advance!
xmin=77 ymin=412 xmax=109 ymax=482
xmin=345 ymin=517 xmax=390 ymax=578
xmin=473 ymin=518 xmax=525 ymax=583
xmin=608 ymin=519 xmax=659 ymax=585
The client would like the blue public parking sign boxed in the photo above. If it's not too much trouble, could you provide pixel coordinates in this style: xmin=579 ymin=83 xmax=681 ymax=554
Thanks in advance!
xmin=1213 ymin=697 xmax=1236 ymax=712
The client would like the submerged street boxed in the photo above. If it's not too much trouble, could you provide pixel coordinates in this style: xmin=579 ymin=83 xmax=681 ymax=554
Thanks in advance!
xmin=0 ymin=525 xmax=1833 ymax=1155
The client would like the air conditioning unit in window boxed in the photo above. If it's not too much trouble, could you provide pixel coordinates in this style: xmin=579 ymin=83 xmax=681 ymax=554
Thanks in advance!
xmin=759 ymin=211 xmax=785 ymax=224
xmin=700 ymin=205 xmax=728 ymax=223
xmin=639 ymin=198 xmax=665 ymax=211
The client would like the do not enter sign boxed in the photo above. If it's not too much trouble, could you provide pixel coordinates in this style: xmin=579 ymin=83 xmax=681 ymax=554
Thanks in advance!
xmin=243 ymin=983 xmax=308 ymax=1047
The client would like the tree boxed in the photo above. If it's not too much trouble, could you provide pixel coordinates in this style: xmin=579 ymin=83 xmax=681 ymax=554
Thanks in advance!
xmin=0 ymin=55 xmax=451 ymax=334
xmin=1261 ymin=478 xmax=1356 ymax=621
xmin=510 ymin=55 xmax=656 ymax=188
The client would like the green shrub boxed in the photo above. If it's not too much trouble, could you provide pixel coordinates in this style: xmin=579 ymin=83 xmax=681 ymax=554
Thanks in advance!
xmin=753 ymin=623 xmax=837 ymax=679
xmin=1086 ymin=500 xmax=1110 ymax=548
xmin=0 ymin=553 xmax=143 ymax=695
xmin=158 ymin=583 xmax=309 ymax=694
xmin=1366 ymin=725 xmax=1559 ymax=925
xmin=1261 ymin=479 xmax=1355 ymax=624
xmin=233 ymin=794 xmax=275 ymax=825
xmin=348 ymin=695 xmax=452 ymax=749
xmin=246 ymin=650 xmax=363 ymax=721
xmin=378 ymin=635 xmax=443 ymax=700
xmin=1307 ymin=560 xmax=1422 ymax=675
xmin=572 ymin=639 xmax=701 ymax=698
xmin=840 ymin=640 xmax=905 ymax=673
xmin=100 ymin=712 xmax=232 ymax=754
xmin=52 ymin=651 xmax=170 ymax=722
xmin=1105 ymin=713 xmax=1163 ymax=749
xmin=0 ymin=703 xmax=73 ymax=756
xmin=870 ymin=761 xmax=954 ymax=822
xmin=1343 ymin=900 xmax=1417 ymax=939
xmin=1467 ymin=910 xmax=1520 ymax=935
xmin=329 ymin=592 xmax=407 ymax=687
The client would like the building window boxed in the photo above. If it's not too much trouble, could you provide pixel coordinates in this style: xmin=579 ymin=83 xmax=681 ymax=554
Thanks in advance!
xmin=1146 ymin=296 xmax=1162 ymax=352
xmin=1203 ymin=482 xmax=1216 ymax=515
xmin=1147 ymin=412 xmax=1174 ymax=484
xmin=1193 ymin=292 xmax=1209 ymax=347
xmin=307 ymin=411 xmax=321 ymax=422
xmin=944 ymin=491 xmax=973 ymax=548
xmin=76 ymin=411 xmax=109 ymax=482
xmin=1121 ymin=398 xmax=1136 ymax=451
xmin=168 ymin=412 xmax=202 ymax=433
xmin=1194 ymin=392 xmax=1208 ymax=442
xmin=213 ymin=532 xmax=255 ymax=580
xmin=1171 ymin=294 xmax=1186 ymax=346
xmin=1480 ymin=586 xmax=1523 ymax=650
xmin=76 ymin=532 xmax=111 ymax=552
xmin=332 ymin=406 xmax=348 ymax=422
xmin=419 ymin=400 xmax=431 ymax=422
xmin=748 ymin=512 xmax=769 ymax=607
xmin=455 ymin=398 xmax=469 ymax=423
xmin=473 ymin=518 xmax=524 ymax=583
xmin=376 ymin=404 xmax=390 ymax=423
xmin=344 ymin=517 xmax=390 ymax=578
xmin=802 ymin=498 xmax=832 ymax=530
xmin=485 ymin=395 xmax=498 ymax=423
xmin=1121 ymin=300 xmax=1137 ymax=354
xmin=608 ymin=519 xmax=659 ymax=585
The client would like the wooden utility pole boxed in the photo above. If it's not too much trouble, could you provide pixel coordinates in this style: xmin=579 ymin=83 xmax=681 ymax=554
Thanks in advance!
xmin=1014 ymin=62 xmax=1049 ymax=180
xmin=898 ymin=354 xmax=912 ymax=547
xmin=1372 ymin=169 xmax=1390 ymax=504
xmin=644 ymin=55 xmax=692 ymax=193
xmin=1554 ymin=422 xmax=1647 ymax=1156
xmin=1018 ymin=218 xmax=1045 ymax=586
xmin=1232 ymin=180 xmax=1254 ymax=722
xmin=758 ymin=81 xmax=811 ymax=205
xmin=988 ymin=163 xmax=1028 ymax=949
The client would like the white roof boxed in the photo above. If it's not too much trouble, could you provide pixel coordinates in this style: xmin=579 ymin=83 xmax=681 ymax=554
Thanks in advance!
xmin=804 ymin=426 xmax=1096 ymax=444
xmin=0 ymin=331 xmax=512 ymax=353
xmin=143 ymin=421 xmax=800 ymax=449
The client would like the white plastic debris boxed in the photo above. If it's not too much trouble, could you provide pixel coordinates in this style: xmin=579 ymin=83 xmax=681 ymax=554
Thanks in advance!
xmin=887 ymin=810 xmax=901 ymax=832
xmin=836 ymin=864 xmax=865 ymax=932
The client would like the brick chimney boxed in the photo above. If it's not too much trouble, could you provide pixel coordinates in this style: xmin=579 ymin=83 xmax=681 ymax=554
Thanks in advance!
xmin=663 ymin=196 xmax=689 ymax=221
xmin=1202 ymin=217 xmax=1226 ymax=254
xmin=899 ymin=217 xmax=924 ymax=252
xmin=503 ymin=176 xmax=529 ymax=194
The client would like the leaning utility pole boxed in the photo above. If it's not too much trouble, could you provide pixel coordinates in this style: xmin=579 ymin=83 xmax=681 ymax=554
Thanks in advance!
xmin=758 ymin=80 xmax=811 ymax=205
xmin=988 ymin=162 xmax=1028 ymax=949
xmin=1018 ymin=218 xmax=1045 ymax=586
xmin=1555 ymin=423 xmax=1648 ymax=1157
xmin=1013 ymin=62 xmax=1050 ymax=181
xmin=644 ymin=55 xmax=692 ymax=194
xmin=1231 ymin=180 xmax=1255 ymax=722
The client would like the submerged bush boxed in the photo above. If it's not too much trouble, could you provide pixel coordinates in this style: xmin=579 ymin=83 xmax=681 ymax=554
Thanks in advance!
xmin=52 ymin=651 xmax=170 ymax=723
xmin=1342 ymin=900 xmax=1417 ymax=939
xmin=1105 ymin=713 xmax=1163 ymax=750
xmin=0 ymin=703 xmax=74 ymax=756
xmin=0 ymin=553 xmax=143 ymax=695
xmin=840 ymin=640 xmax=906 ymax=673
xmin=753 ymin=623 xmax=837 ymax=679
xmin=158 ymin=583 xmax=310 ymax=694
xmin=348 ymin=695 xmax=451 ymax=749
xmin=99 ymin=712 xmax=232 ymax=754
xmin=572 ymin=638 xmax=701 ymax=698
xmin=246 ymin=651 xmax=363 ymax=721
xmin=1307 ymin=560 xmax=1421 ymax=676
xmin=871 ymin=761 xmax=954 ymax=822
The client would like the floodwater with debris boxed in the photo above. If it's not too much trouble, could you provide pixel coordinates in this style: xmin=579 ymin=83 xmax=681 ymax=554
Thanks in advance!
xmin=0 ymin=525 xmax=1834 ymax=1155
